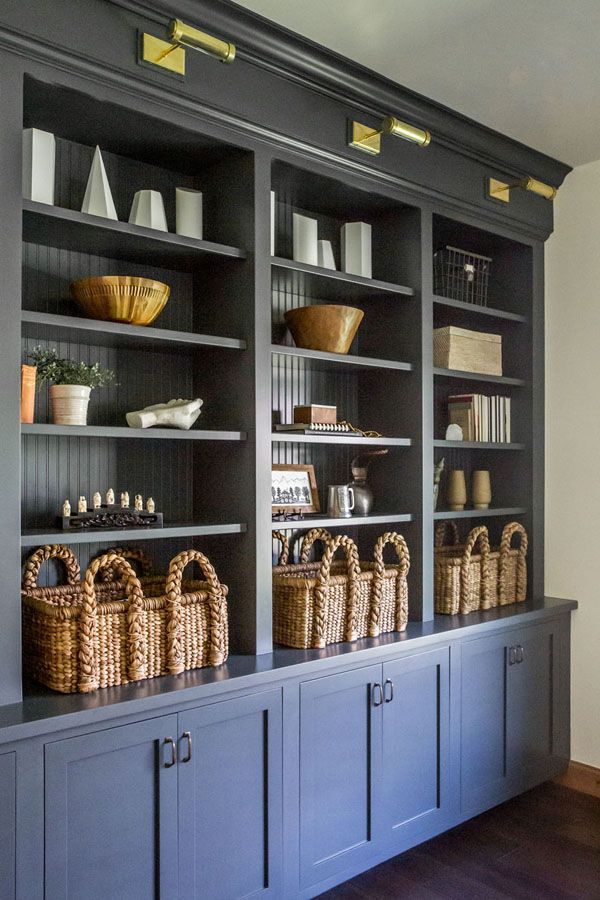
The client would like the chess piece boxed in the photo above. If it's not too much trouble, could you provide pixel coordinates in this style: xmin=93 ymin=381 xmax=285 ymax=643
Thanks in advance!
xmin=92 ymin=492 xmax=102 ymax=509
xmin=120 ymin=491 xmax=129 ymax=508
xmin=146 ymin=497 xmax=155 ymax=513
xmin=77 ymin=496 xmax=87 ymax=514
xmin=106 ymin=488 xmax=115 ymax=506
xmin=134 ymin=494 xmax=143 ymax=511
xmin=126 ymin=398 xmax=203 ymax=430
xmin=62 ymin=499 xmax=71 ymax=517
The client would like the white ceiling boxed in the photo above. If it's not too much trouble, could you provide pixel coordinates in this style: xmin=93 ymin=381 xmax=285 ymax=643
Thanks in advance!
xmin=233 ymin=0 xmax=600 ymax=167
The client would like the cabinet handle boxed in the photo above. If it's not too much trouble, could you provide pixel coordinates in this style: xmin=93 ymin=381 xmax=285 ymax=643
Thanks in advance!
xmin=181 ymin=730 xmax=193 ymax=763
xmin=508 ymin=646 xmax=516 ymax=666
xmin=163 ymin=737 xmax=176 ymax=768
xmin=372 ymin=682 xmax=384 ymax=707
xmin=516 ymin=645 xmax=524 ymax=664
xmin=384 ymin=678 xmax=394 ymax=703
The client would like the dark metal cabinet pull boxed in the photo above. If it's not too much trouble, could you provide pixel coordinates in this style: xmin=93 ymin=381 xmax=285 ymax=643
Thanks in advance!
xmin=181 ymin=730 xmax=193 ymax=763
xmin=508 ymin=646 xmax=516 ymax=666
xmin=163 ymin=736 xmax=176 ymax=768
xmin=372 ymin=682 xmax=384 ymax=707
xmin=516 ymin=645 xmax=524 ymax=664
xmin=384 ymin=678 xmax=394 ymax=703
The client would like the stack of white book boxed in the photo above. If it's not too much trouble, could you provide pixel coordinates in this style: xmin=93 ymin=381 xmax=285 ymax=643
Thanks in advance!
xmin=448 ymin=393 xmax=511 ymax=442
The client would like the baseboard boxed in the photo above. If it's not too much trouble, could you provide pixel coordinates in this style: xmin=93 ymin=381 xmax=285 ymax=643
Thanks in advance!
xmin=553 ymin=761 xmax=600 ymax=799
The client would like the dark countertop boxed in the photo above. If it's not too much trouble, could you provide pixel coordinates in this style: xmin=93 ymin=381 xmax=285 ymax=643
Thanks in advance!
xmin=0 ymin=596 xmax=576 ymax=745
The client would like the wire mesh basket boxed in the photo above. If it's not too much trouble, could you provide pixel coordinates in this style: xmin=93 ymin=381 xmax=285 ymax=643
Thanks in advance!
xmin=434 ymin=245 xmax=492 ymax=306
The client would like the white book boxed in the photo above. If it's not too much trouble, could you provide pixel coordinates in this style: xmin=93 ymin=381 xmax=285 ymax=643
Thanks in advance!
xmin=506 ymin=397 xmax=511 ymax=443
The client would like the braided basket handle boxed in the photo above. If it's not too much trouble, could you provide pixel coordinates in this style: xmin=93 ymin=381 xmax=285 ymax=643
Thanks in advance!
xmin=166 ymin=550 xmax=227 ymax=669
xmin=498 ymin=522 xmax=528 ymax=604
xmin=300 ymin=528 xmax=334 ymax=563
xmin=313 ymin=534 xmax=360 ymax=648
xmin=272 ymin=531 xmax=290 ymax=566
xmin=96 ymin=547 xmax=153 ymax=582
xmin=79 ymin=553 xmax=145 ymax=693
xmin=460 ymin=526 xmax=491 ymax=613
xmin=22 ymin=544 xmax=81 ymax=592
xmin=370 ymin=532 xmax=411 ymax=636
xmin=434 ymin=521 xmax=460 ymax=548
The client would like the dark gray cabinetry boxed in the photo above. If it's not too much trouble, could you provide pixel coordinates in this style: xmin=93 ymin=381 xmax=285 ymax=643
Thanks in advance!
xmin=0 ymin=752 xmax=16 ymax=899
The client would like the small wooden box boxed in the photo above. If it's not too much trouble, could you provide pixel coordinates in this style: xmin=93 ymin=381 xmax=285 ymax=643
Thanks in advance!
xmin=433 ymin=326 xmax=502 ymax=376
xmin=293 ymin=404 xmax=337 ymax=425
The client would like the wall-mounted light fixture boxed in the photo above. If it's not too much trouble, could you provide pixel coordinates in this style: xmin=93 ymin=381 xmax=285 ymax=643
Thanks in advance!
xmin=488 ymin=176 xmax=557 ymax=203
xmin=349 ymin=116 xmax=431 ymax=156
xmin=142 ymin=18 xmax=236 ymax=76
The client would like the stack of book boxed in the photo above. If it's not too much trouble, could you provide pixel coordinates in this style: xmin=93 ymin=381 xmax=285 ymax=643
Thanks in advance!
xmin=448 ymin=393 xmax=511 ymax=442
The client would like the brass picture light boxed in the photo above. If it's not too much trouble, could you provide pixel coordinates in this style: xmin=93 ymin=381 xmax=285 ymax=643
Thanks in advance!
xmin=488 ymin=176 xmax=557 ymax=202
xmin=142 ymin=18 xmax=236 ymax=76
xmin=349 ymin=116 xmax=431 ymax=155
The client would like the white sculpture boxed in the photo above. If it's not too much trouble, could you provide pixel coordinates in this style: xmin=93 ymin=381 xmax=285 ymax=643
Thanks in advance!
xmin=317 ymin=240 xmax=336 ymax=270
xmin=445 ymin=423 xmax=464 ymax=441
xmin=129 ymin=189 xmax=168 ymax=231
xmin=341 ymin=222 xmax=372 ymax=278
xmin=62 ymin=499 xmax=71 ymax=517
xmin=106 ymin=488 xmax=115 ymax=506
xmin=22 ymin=128 xmax=55 ymax=205
xmin=176 ymin=187 xmax=203 ymax=239
xmin=146 ymin=497 xmax=155 ymax=513
xmin=77 ymin=496 xmax=87 ymax=514
xmin=81 ymin=146 xmax=118 ymax=220
xmin=121 ymin=491 xmax=129 ymax=508
xmin=126 ymin=398 xmax=203 ymax=430
xmin=92 ymin=492 xmax=102 ymax=509
xmin=293 ymin=213 xmax=318 ymax=265
xmin=134 ymin=494 xmax=143 ymax=511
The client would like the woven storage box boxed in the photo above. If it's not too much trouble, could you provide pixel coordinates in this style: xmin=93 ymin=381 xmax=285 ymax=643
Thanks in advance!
xmin=273 ymin=528 xmax=409 ymax=649
xmin=433 ymin=326 xmax=502 ymax=376
xmin=434 ymin=522 xmax=527 ymax=615
xmin=22 ymin=546 xmax=228 ymax=693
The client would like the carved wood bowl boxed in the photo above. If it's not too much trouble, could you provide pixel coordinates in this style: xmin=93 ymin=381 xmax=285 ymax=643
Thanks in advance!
xmin=284 ymin=304 xmax=364 ymax=354
xmin=70 ymin=276 xmax=171 ymax=325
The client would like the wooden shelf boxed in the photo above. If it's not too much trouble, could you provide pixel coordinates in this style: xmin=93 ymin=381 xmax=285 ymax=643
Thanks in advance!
xmin=434 ymin=507 xmax=526 ymax=520
xmin=433 ymin=440 xmax=525 ymax=450
xmin=433 ymin=368 xmax=525 ymax=386
xmin=271 ymin=344 xmax=412 ymax=373
xmin=22 ymin=424 xmax=246 ymax=441
xmin=272 ymin=433 xmax=412 ymax=447
xmin=21 ymin=311 xmax=246 ymax=351
xmin=21 ymin=522 xmax=247 ymax=546
xmin=23 ymin=201 xmax=246 ymax=269
xmin=272 ymin=512 xmax=413 ymax=530
xmin=271 ymin=256 xmax=414 ymax=301
xmin=433 ymin=295 xmax=527 ymax=323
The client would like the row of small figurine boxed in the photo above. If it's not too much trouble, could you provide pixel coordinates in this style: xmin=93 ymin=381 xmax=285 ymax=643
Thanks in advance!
xmin=62 ymin=489 xmax=156 ymax=517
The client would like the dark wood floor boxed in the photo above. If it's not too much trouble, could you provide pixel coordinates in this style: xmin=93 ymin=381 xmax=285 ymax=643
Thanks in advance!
xmin=321 ymin=783 xmax=600 ymax=899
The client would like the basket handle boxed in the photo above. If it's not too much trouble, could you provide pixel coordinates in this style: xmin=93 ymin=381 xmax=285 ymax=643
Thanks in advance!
xmin=370 ymin=532 xmax=411 ymax=636
xmin=95 ymin=547 xmax=153 ymax=582
xmin=498 ymin=522 xmax=528 ymax=604
xmin=313 ymin=534 xmax=360 ymax=648
xmin=166 ymin=550 xmax=227 ymax=669
xmin=22 ymin=544 xmax=81 ymax=591
xmin=434 ymin=521 xmax=460 ymax=548
xmin=460 ymin=526 xmax=491 ymax=613
xmin=272 ymin=531 xmax=290 ymax=566
xmin=300 ymin=528 xmax=333 ymax=563
xmin=79 ymin=553 xmax=145 ymax=693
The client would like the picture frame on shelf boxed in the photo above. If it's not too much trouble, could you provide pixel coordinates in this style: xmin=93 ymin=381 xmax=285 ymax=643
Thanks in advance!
xmin=272 ymin=463 xmax=320 ymax=514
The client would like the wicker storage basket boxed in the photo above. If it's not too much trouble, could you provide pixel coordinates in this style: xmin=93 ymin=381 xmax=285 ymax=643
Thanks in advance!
xmin=22 ymin=546 xmax=228 ymax=693
xmin=433 ymin=326 xmax=502 ymax=376
xmin=272 ymin=528 xmax=409 ymax=649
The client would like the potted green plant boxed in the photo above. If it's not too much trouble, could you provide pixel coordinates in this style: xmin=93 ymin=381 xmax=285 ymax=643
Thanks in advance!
xmin=28 ymin=347 xmax=116 ymax=426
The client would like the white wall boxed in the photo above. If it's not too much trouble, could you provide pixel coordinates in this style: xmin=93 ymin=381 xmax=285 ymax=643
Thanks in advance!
xmin=546 ymin=158 xmax=600 ymax=768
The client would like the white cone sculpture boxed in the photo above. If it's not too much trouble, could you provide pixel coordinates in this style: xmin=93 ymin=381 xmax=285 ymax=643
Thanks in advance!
xmin=129 ymin=190 xmax=168 ymax=232
xmin=81 ymin=146 xmax=118 ymax=220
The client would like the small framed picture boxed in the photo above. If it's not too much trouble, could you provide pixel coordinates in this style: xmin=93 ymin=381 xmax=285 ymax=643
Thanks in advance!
xmin=272 ymin=464 xmax=320 ymax=514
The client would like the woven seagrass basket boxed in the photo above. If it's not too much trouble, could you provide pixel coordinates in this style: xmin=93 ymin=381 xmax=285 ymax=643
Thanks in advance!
xmin=272 ymin=528 xmax=410 ymax=649
xmin=22 ymin=545 xmax=228 ymax=693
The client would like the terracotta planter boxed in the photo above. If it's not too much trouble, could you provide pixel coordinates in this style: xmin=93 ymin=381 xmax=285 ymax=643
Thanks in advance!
xmin=49 ymin=384 xmax=91 ymax=426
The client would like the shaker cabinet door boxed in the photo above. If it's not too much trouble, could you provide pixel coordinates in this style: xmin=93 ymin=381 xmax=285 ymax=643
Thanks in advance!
xmin=45 ymin=715 xmax=179 ymax=900
xmin=0 ymin=752 xmax=16 ymax=900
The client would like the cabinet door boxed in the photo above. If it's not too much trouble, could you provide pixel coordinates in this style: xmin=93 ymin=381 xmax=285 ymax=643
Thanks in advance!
xmin=178 ymin=689 xmax=283 ymax=899
xmin=45 ymin=715 xmax=179 ymax=900
xmin=0 ymin=752 xmax=16 ymax=900
xmin=299 ymin=664 xmax=382 ymax=889
xmin=382 ymin=647 xmax=450 ymax=849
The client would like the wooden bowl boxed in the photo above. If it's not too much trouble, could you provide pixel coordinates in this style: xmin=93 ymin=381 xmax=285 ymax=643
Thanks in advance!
xmin=70 ymin=276 xmax=170 ymax=326
xmin=284 ymin=304 xmax=364 ymax=354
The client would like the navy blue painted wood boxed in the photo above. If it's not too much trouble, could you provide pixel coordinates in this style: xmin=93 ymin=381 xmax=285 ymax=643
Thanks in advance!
xmin=0 ymin=752 xmax=16 ymax=899
xmin=177 ymin=689 xmax=283 ymax=899
xmin=299 ymin=665 xmax=382 ymax=889
xmin=381 ymin=647 xmax=451 ymax=849
xmin=44 ymin=715 xmax=179 ymax=900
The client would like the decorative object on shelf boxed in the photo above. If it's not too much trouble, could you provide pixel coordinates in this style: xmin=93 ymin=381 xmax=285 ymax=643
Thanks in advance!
xmin=270 ymin=190 xmax=276 ymax=255
xmin=20 ymin=364 xmax=36 ymax=424
xmin=433 ymin=246 xmax=491 ymax=306
xmin=446 ymin=469 xmax=467 ymax=511
xmin=449 ymin=393 xmax=511 ymax=442
xmin=272 ymin=529 xmax=410 ymax=648
xmin=294 ymin=404 xmax=337 ymax=425
xmin=284 ymin=303 xmax=364 ymax=354
xmin=341 ymin=221 xmax=372 ymax=278
xmin=77 ymin=496 xmax=87 ymax=514
xmin=70 ymin=275 xmax=170 ymax=326
xmin=146 ymin=497 xmax=155 ymax=513
xmin=129 ymin=189 xmax=168 ymax=231
xmin=92 ymin=492 xmax=101 ymax=509
xmin=106 ymin=488 xmax=115 ymax=506
xmin=317 ymin=240 xmax=336 ymax=270
xmin=327 ymin=484 xmax=355 ymax=519
xmin=292 ymin=212 xmax=318 ymax=265
xmin=434 ymin=521 xmax=527 ymax=615
xmin=348 ymin=116 xmax=431 ymax=155
xmin=275 ymin=419 xmax=383 ymax=437
xmin=28 ymin=347 xmax=116 ymax=426
xmin=488 ymin=176 xmax=557 ymax=203
xmin=175 ymin=187 xmax=202 ymax=239
xmin=141 ymin=17 xmax=235 ymax=76
xmin=22 ymin=128 xmax=55 ymax=205
xmin=81 ymin=146 xmax=118 ymax=220
xmin=434 ymin=457 xmax=445 ymax=511
xmin=21 ymin=545 xmax=229 ymax=692
xmin=349 ymin=449 xmax=389 ymax=516
xmin=62 ymin=499 xmax=71 ymax=517
xmin=445 ymin=423 xmax=463 ymax=441
xmin=120 ymin=491 xmax=130 ymax=508
xmin=272 ymin=463 xmax=319 ymax=515
xmin=134 ymin=494 xmax=143 ymax=511
xmin=126 ymin=397 xmax=203 ymax=430
xmin=472 ymin=470 xmax=492 ymax=510
xmin=434 ymin=326 xmax=502 ymax=376
xmin=58 ymin=502 xmax=163 ymax=531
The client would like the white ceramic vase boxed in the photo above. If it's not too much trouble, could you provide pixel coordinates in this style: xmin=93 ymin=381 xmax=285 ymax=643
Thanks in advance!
xmin=293 ymin=212 xmax=318 ymax=265
xmin=317 ymin=240 xmax=336 ymax=270
xmin=175 ymin=187 xmax=203 ymax=239
xmin=22 ymin=128 xmax=55 ymax=205
xmin=49 ymin=385 xmax=92 ymax=426
xmin=129 ymin=190 xmax=168 ymax=231
xmin=341 ymin=221 xmax=372 ymax=278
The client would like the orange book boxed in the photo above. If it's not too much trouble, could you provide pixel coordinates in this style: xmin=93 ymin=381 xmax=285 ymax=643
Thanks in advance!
xmin=21 ymin=364 xmax=36 ymax=423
